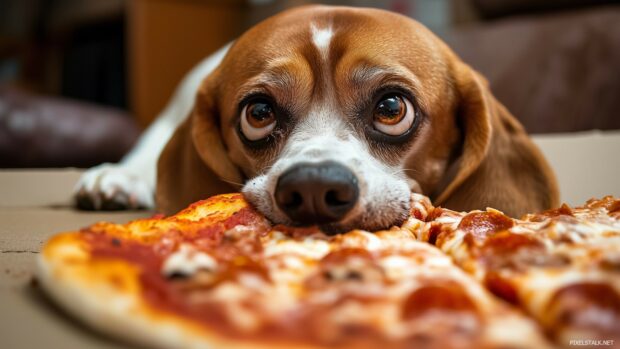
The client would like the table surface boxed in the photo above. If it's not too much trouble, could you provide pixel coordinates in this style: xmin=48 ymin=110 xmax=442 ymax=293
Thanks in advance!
xmin=0 ymin=170 xmax=150 ymax=349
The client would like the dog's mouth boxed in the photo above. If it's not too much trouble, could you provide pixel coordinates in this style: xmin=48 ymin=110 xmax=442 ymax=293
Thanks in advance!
xmin=274 ymin=196 xmax=412 ymax=235
xmin=243 ymin=188 xmax=412 ymax=234
xmin=241 ymin=160 xmax=414 ymax=234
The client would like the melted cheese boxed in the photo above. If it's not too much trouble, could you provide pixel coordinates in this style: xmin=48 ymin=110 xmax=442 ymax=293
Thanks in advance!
xmin=338 ymin=230 xmax=383 ymax=250
xmin=161 ymin=244 xmax=217 ymax=277
xmin=263 ymin=238 xmax=331 ymax=259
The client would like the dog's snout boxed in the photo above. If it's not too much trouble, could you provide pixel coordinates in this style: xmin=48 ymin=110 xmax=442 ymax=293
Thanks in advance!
xmin=275 ymin=161 xmax=359 ymax=225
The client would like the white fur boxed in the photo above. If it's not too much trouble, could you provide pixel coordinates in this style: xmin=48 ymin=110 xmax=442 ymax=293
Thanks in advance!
xmin=242 ymin=103 xmax=413 ymax=231
xmin=74 ymin=44 xmax=232 ymax=209
xmin=76 ymin=35 xmax=414 ymax=230
xmin=310 ymin=23 xmax=333 ymax=59
xmin=241 ymin=24 xmax=413 ymax=230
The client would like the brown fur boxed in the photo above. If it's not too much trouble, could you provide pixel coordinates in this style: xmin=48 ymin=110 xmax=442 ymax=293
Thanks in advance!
xmin=157 ymin=5 xmax=559 ymax=218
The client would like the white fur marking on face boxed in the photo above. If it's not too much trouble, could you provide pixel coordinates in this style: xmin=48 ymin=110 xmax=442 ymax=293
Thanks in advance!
xmin=242 ymin=103 xmax=412 ymax=231
xmin=310 ymin=23 xmax=333 ymax=58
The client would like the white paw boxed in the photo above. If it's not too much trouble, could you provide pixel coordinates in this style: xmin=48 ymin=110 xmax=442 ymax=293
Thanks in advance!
xmin=73 ymin=163 xmax=155 ymax=210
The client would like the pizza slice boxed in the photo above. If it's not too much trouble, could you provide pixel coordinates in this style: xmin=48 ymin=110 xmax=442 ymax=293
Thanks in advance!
xmin=37 ymin=193 xmax=551 ymax=349
xmin=415 ymin=196 xmax=620 ymax=347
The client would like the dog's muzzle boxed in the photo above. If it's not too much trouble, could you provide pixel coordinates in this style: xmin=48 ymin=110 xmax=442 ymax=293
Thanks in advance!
xmin=275 ymin=161 xmax=359 ymax=225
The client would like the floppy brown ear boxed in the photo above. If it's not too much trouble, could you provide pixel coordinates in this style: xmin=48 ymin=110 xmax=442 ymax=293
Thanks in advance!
xmin=434 ymin=61 xmax=559 ymax=217
xmin=156 ymin=81 xmax=244 ymax=215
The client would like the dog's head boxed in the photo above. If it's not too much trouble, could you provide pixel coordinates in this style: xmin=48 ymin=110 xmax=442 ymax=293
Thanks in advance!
xmin=157 ymin=5 xmax=558 ymax=232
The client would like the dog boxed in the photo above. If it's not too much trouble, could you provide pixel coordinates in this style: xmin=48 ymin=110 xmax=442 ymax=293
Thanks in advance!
xmin=74 ymin=5 xmax=559 ymax=233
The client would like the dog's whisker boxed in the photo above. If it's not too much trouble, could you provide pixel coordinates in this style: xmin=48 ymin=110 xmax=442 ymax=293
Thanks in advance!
xmin=392 ymin=168 xmax=420 ymax=176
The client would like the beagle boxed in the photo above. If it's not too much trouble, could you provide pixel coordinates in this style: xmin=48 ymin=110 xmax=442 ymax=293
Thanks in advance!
xmin=74 ymin=5 xmax=559 ymax=233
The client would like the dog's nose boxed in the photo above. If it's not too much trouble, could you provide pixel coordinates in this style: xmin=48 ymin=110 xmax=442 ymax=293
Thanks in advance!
xmin=275 ymin=161 xmax=359 ymax=225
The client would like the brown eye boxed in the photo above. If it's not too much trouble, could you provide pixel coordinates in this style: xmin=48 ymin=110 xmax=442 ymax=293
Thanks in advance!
xmin=374 ymin=95 xmax=406 ymax=125
xmin=372 ymin=94 xmax=415 ymax=136
xmin=247 ymin=102 xmax=275 ymax=128
xmin=240 ymin=101 xmax=277 ymax=141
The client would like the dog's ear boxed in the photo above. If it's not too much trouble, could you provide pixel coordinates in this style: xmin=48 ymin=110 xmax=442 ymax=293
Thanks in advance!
xmin=433 ymin=61 xmax=492 ymax=206
xmin=156 ymin=79 xmax=244 ymax=214
xmin=434 ymin=61 xmax=559 ymax=216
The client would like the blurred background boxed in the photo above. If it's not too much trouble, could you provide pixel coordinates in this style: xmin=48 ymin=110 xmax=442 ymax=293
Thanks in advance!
xmin=1 ymin=0 xmax=619 ymax=168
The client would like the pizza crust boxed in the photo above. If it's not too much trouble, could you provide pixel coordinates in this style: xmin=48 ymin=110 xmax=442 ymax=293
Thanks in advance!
xmin=37 ymin=193 xmax=588 ymax=349
xmin=36 ymin=234 xmax=320 ymax=349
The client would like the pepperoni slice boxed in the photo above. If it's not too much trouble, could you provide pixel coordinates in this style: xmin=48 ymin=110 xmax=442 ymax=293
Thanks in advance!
xmin=601 ymin=254 xmax=620 ymax=271
xmin=458 ymin=211 xmax=514 ymax=239
xmin=546 ymin=282 xmax=620 ymax=337
xmin=320 ymin=248 xmax=375 ymax=265
xmin=480 ymin=232 xmax=565 ymax=270
xmin=481 ymin=232 xmax=542 ymax=254
xmin=401 ymin=282 xmax=482 ymax=347
xmin=484 ymin=272 xmax=519 ymax=305
xmin=402 ymin=281 xmax=479 ymax=320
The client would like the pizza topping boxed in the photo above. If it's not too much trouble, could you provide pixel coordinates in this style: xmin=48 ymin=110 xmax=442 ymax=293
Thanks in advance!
xmin=457 ymin=210 xmax=514 ymax=239
xmin=270 ymin=224 xmax=326 ymax=239
xmin=525 ymin=204 xmax=574 ymax=222
xmin=263 ymin=237 xmax=330 ymax=259
xmin=223 ymin=224 xmax=255 ymax=240
xmin=426 ymin=207 xmax=445 ymax=222
xmin=162 ymin=244 xmax=217 ymax=278
xmin=481 ymin=232 xmax=543 ymax=255
xmin=401 ymin=279 xmax=482 ymax=348
xmin=372 ymin=229 xmax=422 ymax=252
xmin=219 ymin=256 xmax=270 ymax=282
xmin=43 ymin=193 xmax=620 ymax=349
xmin=481 ymin=232 xmax=570 ymax=270
xmin=322 ymin=263 xmax=378 ymax=283
xmin=333 ymin=230 xmax=383 ymax=251
xmin=379 ymin=255 xmax=414 ymax=276
xmin=585 ymin=196 xmax=620 ymax=213
xmin=400 ymin=281 xmax=483 ymax=348
xmin=546 ymin=282 xmax=620 ymax=337
xmin=601 ymin=253 xmax=620 ymax=271
xmin=410 ymin=193 xmax=432 ymax=220
xmin=401 ymin=280 xmax=479 ymax=319
xmin=425 ymin=222 xmax=444 ymax=245
xmin=307 ymin=248 xmax=385 ymax=291
xmin=320 ymin=247 xmax=375 ymax=265
xmin=484 ymin=271 xmax=519 ymax=305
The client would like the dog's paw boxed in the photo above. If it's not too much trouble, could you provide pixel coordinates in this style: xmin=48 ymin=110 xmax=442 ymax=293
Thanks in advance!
xmin=73 ymin=163 xmax=154 ymax=210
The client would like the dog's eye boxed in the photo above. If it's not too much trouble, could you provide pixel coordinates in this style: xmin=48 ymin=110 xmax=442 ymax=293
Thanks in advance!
xmin=240 ymin=101 xmax=276 ymax=141
xmin=372 ymin=95 xmax=414 ymax=136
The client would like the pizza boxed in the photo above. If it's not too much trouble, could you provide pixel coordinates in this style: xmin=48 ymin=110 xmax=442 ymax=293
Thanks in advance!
xmin=36 ymin=193 xmax=620 ymax=349
xmin=414 ymin=195 xmax=620 ymax=347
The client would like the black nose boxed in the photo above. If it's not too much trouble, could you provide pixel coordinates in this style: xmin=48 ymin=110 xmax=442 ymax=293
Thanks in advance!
xmin=275 ymin=161 xmax=359 ymax=225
